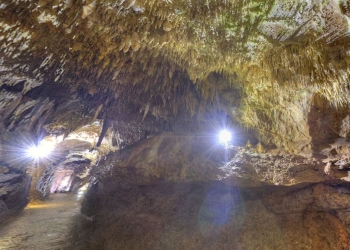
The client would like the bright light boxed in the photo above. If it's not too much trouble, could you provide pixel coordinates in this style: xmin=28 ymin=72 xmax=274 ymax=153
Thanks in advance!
xmin=26 ymin=138 xmax=57 ymax=160
xmin=26 ymin=144 xmax=52 ymax=159
xmin=219 ymin=130 xmax=232 ymax=145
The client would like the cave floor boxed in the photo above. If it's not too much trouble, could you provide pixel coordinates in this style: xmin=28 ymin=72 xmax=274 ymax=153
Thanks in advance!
xmin=0 ymin=192 xmax=83 ymax=250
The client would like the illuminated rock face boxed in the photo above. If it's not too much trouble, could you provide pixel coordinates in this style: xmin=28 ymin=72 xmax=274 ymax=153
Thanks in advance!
xmin=78 ymin=133 xmax=350 ymax=249
xmin=0 ymin=0 xmax=350 ymax=247
xmin=1 ymin=0 xmax=350 ymax=153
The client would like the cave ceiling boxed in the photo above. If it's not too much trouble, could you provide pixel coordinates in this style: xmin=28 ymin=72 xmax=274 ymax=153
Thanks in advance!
xmin=1 ymin=0 xmax=350 ymax=153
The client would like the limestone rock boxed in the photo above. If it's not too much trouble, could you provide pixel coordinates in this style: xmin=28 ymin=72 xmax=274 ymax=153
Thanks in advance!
xmin=74 ymin=132 xmax=350 ymax=249
xmin=0 ymin=173 xmax=30 ymax=217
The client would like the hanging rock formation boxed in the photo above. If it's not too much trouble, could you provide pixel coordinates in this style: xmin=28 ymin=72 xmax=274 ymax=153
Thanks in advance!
xmin=2 ymin=0 xmax=350 ymax=153
xmin=1 ymin=0 xmax=350 ymax=248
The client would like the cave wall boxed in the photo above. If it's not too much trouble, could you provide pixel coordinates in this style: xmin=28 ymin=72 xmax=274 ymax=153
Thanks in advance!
xmin=0 ymin=164 xmax=30 ymax=217
xmin=1 ymin=1 xmax=350 ymax=238
xmin=0 ymin=129 xmax=33 ymax=217
xmin=76 ymin=132 xmax=350 ymax=250
xmin=0 ymin=66 xmax=174 ymax=216
xmin=77 ymin=182 xmax=350 ymax=250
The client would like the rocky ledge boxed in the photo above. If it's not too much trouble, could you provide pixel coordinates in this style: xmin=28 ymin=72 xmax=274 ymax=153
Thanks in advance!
xmin=73 ymin=133 xmax=350 ymax=250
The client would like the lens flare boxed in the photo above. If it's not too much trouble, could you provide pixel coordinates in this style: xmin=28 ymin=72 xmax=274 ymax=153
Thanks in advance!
xmin=219 ymin=130 xmax=232 ymax=145
xmin=26 ymin=139 xmax=57 ymax=160
xmin=26 ymin=144 xmax=52 ymax=159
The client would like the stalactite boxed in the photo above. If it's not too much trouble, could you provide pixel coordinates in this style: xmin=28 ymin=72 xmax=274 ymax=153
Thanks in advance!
xmin=1 ymin=0 xmax=350 ymax=154
xmin=96 ymin=118 xmax=112 ymax=147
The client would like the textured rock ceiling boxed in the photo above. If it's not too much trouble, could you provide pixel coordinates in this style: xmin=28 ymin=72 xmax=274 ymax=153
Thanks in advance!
xmin=1 ymin=0 xmax=350 ymax=153
xmin=2 ymin=2 xmax=350 ymax=246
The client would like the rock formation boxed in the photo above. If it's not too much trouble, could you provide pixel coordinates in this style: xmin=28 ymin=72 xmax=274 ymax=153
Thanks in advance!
xmin=0 ymin=0 xmax=350 ymax=249
xmin=77 ymin=133 xmax=350 ymax=249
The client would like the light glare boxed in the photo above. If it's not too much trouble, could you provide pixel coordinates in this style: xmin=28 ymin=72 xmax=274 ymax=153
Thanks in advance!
xmin=26 ymin=139 xmax=57 ymax=160
xmin=26 ymin=144 xmax=52 ymax=159
xmin=219 ymin=130 xmax=232 ymax=144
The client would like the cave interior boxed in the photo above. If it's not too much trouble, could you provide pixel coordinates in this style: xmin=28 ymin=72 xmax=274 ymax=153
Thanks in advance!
xmin=1 ymin=0 xmax=350 ymax=249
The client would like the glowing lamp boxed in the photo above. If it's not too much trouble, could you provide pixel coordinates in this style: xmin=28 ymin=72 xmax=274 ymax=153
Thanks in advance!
xmin=219 ymin=130 xmax=232 ymax=145
xmin=26 ymin=141 xmax=54 ymax=160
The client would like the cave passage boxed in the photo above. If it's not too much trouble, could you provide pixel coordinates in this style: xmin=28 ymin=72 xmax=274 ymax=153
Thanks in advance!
xmin=0 ymin=191 xmax=85 ymax=250
xmin=1 ymin=0 xmax=350 ymax=249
